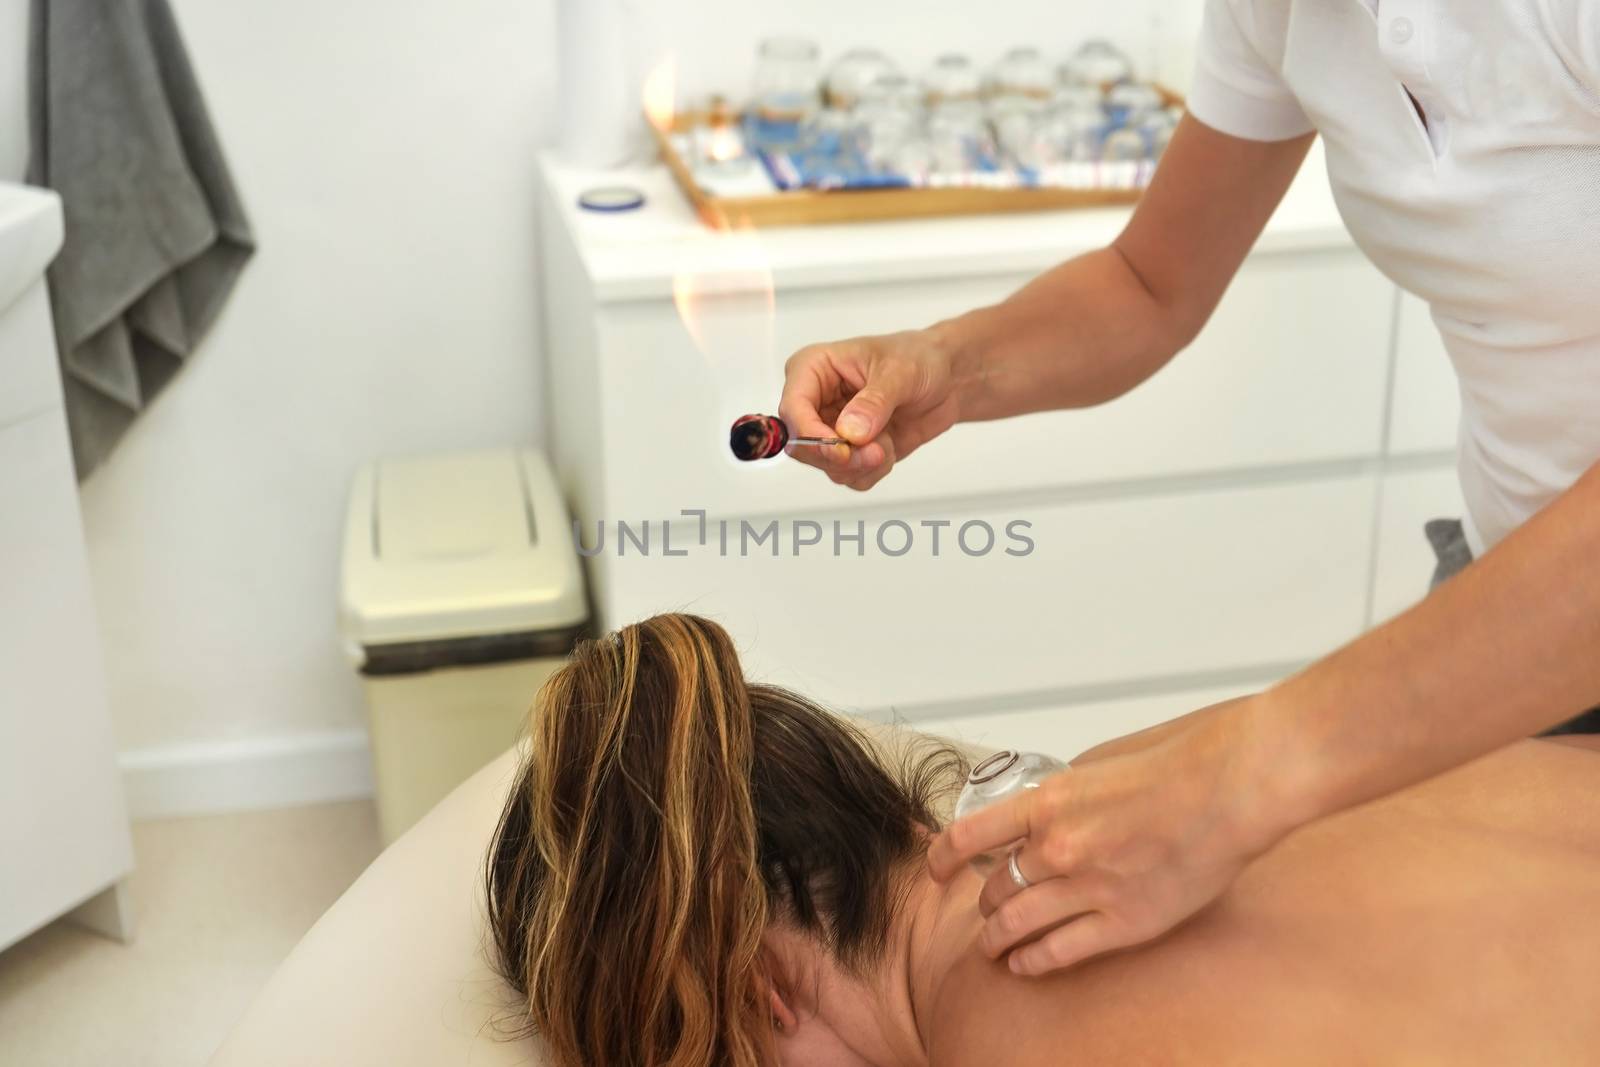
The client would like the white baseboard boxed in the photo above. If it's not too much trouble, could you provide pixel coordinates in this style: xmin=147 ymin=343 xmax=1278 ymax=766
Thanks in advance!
xmin=118 ymin=730 xmax=373 ymax=820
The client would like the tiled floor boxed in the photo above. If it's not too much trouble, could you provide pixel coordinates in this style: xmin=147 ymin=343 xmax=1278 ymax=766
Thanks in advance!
xmin=0 ymin=801 xmax=381 ymax=1066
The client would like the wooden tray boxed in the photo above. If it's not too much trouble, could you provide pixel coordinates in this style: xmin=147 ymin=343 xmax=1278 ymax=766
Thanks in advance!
xmin=652 ymin=92 xmax=1179 ymax=230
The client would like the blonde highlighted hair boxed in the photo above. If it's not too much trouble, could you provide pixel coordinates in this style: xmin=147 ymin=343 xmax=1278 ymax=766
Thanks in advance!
xmin=485 ymin=613 xmax=965 ymax=1066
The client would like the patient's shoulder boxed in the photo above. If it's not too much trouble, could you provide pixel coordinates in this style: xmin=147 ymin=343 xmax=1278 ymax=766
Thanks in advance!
xmin=925 ymin=946 xmax=1118 ymax=1067
xmin=923 ymin=933 xmax=1223 ymax=1065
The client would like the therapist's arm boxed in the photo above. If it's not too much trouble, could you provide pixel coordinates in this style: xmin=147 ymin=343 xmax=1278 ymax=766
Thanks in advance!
xmin=1252 ymin=459 xmax=1600 ymax=830
xmin=948 ymin=116 xmax=1312 ymax=421
xmin=929 ymin=458 xmax=1600 ymax=975
xmin=778 ymin=117 xmax=1314 ymax=490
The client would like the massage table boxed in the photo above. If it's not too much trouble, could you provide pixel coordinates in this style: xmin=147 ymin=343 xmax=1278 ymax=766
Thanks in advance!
xmin=210 ymin=726 xmax=985 ymax=1066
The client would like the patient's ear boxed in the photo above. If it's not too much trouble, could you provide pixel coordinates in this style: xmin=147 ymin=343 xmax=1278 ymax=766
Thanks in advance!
xmin=760 ymin=932 xmax=804 ymax=1036
xmin=769 ymin=984 xmax=798 ymax=1035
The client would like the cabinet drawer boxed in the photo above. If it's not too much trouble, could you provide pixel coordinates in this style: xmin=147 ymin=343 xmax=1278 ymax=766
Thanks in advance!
xmin=584 ymin=475 xmax=1373 ymax=716
xmin=586 ymin=247 xmax=1393 ymax=523
xmin=0 ymin=281 xmax=65 ymax=430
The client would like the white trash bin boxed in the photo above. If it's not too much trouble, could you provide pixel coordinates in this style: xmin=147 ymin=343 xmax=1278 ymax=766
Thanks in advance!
xmin=339 ymin=448 xmax=587 ymax=843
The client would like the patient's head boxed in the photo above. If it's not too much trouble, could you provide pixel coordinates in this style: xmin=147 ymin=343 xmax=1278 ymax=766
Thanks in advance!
xmin=486 ymin=613 xmax=965 ymax=1067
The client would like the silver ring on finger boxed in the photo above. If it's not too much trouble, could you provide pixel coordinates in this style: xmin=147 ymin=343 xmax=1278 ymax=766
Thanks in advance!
xmin=1007 ymin=847 xmax=1031 ymax=891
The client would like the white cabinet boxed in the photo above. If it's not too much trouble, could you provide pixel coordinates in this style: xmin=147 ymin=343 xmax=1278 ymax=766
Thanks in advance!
xmin=0 ymin=188 xmax=134 ymax=951
xmin=595 ymin=477 xmax=1374 ymax=716
xmin=584 ymin=246 xmax=1394 ymax=525
xmin=538 ymin=144 xmax=1465 ymax=752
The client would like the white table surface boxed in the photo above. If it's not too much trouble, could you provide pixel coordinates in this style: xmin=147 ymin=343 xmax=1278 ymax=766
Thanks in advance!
xmin=539 ymin=139 xmax=1350 ymax=300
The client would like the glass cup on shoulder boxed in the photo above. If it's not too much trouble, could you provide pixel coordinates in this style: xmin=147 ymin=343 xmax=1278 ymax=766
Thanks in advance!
xmin=953 ymin=750 xmax=1070 ymax=874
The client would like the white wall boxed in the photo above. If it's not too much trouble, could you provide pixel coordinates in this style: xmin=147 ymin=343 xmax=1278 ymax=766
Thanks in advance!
xmin=7 ymin=0 xmax=1200 ymax=810
xmin=78 ymin=0 xmax=556 ymax=757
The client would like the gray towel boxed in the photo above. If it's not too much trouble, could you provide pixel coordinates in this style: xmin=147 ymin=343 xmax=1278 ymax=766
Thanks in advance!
xmin=27 ymin=0 xmax=254 ymax=479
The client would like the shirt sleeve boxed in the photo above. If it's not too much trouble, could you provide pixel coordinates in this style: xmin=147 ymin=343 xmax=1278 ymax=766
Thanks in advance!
xmin=1186 ymin=0 xmax=1317 ymax=141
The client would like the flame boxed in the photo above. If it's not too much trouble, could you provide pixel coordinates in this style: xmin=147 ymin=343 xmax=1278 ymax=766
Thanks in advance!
xmin=656 ymin=52 xmax=776 ymax=396
xmin=642 ymin=54 xmax=678 ymax=132
xmin=672 ymin=215 xmax=777 ymax=390
xmin=706 ymin=125 xmax=743 ymax=163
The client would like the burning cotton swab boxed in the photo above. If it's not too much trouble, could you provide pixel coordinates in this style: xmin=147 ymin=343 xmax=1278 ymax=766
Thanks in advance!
xmin=729 ymin=414 xmax=848 ymax=462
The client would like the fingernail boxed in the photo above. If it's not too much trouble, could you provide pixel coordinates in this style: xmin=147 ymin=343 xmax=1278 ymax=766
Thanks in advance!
xmin=1009 ymin=954 xmax=1028 ymax=975
xmin=837 ymin=414 xmax=869 ymax=441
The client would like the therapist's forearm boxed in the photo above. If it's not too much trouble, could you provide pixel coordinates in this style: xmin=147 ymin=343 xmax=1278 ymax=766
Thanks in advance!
xmin=1247 ymin=460 xmax=1600 ymax=837
xmin=932 ymin=247 xmax=1188 ymax=423
xmin=935 ymin=118 xmax=1316 ymax=427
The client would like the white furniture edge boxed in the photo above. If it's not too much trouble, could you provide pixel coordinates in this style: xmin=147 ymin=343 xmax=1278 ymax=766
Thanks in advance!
xmin=1 ymin=183 xmax=135 ymax=948
xmin=540 ymin=140 xmax=1352 ymax=302
xmin=0 ymin=183 xmax=63 ymax=320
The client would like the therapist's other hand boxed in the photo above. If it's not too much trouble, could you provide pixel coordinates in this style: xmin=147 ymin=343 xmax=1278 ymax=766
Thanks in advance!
xmin=778 ymin=329 xmax=962 ymax=491
xmin=927 ymin=696 xmax=1295 ymax=976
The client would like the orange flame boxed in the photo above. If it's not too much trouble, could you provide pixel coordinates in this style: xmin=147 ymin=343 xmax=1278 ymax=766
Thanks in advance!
xmin=642 ymin=54 xmax=678 ymax=132
xmin=705 ymin=125 xmax=743 ymax=163
xmin=655 ymin=54 xmax=776 ymax=391
xmin=672 ymin=215 xmax=776 ymax=381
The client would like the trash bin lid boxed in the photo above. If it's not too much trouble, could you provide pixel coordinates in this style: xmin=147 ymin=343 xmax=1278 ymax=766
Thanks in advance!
xmin=339 ymin=448 xmax=587 ymax=658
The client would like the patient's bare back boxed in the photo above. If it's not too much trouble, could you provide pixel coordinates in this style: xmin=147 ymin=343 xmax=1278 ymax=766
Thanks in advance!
xmin=929 ymin=738 xmax=1600 ymax=1066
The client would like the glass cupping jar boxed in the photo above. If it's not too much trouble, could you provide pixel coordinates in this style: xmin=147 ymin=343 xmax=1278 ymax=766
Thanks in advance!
xmin=952 ymin=749 xmax=1069 ymax=873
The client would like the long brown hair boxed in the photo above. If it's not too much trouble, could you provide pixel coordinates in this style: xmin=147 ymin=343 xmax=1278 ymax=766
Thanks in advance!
xmin=485 ymin=613 xmax=965 ymax=1067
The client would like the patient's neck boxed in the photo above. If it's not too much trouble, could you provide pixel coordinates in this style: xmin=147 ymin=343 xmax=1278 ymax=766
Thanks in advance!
xmin=893 ymin=868 xmax=987 ymax=1065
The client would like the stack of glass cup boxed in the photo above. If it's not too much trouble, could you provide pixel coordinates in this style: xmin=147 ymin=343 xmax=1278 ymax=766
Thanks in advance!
xmin=750 ymin=36 xmax=823 ymax=147
xmin=921 ymin=54 xmax=1002 ymax=182
xmin=856 ymin=72 xmax=933 ymax=180
xmin=734 ymin=36 xmax=1181 ymax=188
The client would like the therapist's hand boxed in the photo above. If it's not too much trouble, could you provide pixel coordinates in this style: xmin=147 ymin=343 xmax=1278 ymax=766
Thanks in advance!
xmin=927 ymin=696 xmax=1299 ymax=976
xmin=778 ymin=329 xmax=964 ymax=491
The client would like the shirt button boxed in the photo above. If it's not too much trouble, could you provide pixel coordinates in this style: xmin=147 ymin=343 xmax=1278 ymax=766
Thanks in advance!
xmin=1389 ymin=17 xmax=1414 ymax=44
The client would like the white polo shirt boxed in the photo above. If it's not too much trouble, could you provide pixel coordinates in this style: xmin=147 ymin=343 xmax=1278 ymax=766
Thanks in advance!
xmin=1188 ymin=0 xmax=1600 ymax=555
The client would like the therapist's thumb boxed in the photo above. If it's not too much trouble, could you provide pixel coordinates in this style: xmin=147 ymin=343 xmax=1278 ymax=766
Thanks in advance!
xmin=835 ymin=372 xmax=910 ymax=445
